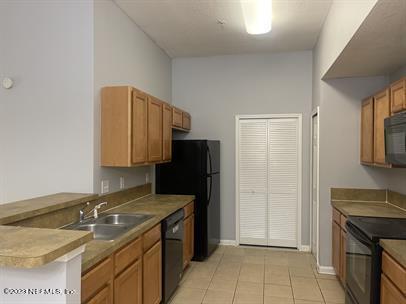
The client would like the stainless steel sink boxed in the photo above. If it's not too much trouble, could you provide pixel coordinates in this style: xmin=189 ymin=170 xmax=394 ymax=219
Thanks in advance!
xmin=95 ymin=213 xmax=153 ymax=226
xmin=63 ymin=213 xmax=153 ymax=241
xmin=69 ymin=223 xmax=130 ymax=241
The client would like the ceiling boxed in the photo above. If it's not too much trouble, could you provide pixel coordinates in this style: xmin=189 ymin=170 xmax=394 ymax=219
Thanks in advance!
xmin=115 ymin=0 xmax=333 ymax=58
xmin=324 ymin=0 xmax=406 ymax=79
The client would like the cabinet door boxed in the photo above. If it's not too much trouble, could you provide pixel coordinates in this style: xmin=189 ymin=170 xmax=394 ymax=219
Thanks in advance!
xmin=172 ymin=107 xmax=183 ymax=128
xmin=183 ymin=215 xmax=192 ymax=269
xmin=182 ymin=112 xmax=191 ymax=130
xmin=114 ymin=259 xmax=142 ymax=304
xmin=162 ymin=103 xmax=172 ymax=161
xmin=381 ymin=274 xmax=406 ymax=304
xmin=132 ymin=90 xmax=148 ymax=164
xmin=374 ymin=89 xmax=391 ymax=165
xmin=340 ymin=230 xmax=347 ymax=283
xmin=361 ymin=97 xmax=374 ymax=164
xmin=190 ymin=214 xmax=195 ymax=261
xmin=143 ymin=241 xmax=162 ymax=304
xmin=86 ymin=285 xmax=112 ymax=304
xmin=390 ymin=78 xmax=406 ymax=115
xmin=332 ymin=221 xmax=341 ymax=278
xmin=147 ymin=98 xmax=163 ymax=162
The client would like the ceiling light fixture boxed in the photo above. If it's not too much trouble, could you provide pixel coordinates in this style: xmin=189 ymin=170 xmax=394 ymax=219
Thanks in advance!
xmin=240 ymin=0 xmax=272 ymax=35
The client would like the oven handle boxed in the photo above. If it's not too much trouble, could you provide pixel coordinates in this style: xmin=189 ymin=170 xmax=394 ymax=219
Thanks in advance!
xmin=346 ymin=222 xmax=373 ymax=248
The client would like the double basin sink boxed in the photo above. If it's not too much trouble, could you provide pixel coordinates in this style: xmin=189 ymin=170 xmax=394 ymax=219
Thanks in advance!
xmin=63 ymin=213 xmax=153 ymax=241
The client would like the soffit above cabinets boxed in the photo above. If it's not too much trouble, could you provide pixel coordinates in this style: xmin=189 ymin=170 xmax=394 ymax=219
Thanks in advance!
xmin=324 ymin=0 xmax=406 ymax=79
xmin=114 ymin=0 xmax=332 ymax=58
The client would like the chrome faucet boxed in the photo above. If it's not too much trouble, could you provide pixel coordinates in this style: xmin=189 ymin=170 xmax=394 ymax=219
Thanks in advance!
xmin=79 ymin=202 xmax=108 ymax=222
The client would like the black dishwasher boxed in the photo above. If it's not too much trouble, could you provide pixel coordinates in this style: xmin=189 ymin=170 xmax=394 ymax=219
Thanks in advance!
xmin=162 ymin=209 xmax=184 ymax=304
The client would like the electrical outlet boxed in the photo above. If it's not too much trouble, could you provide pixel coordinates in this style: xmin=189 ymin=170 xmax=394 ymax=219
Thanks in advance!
xmin=101 ymin=180 xmax=109 ymax=194
xmin=145 ymin=173 xmax=150 ymax=183
xmin=120 ymin=177 xmax=125 ymax=189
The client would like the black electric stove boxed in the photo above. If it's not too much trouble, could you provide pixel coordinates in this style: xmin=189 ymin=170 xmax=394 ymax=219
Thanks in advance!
xmin=345 ymin=216 xmax=406 ymax=304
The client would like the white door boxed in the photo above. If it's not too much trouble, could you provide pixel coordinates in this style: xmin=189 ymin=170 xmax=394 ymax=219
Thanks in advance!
xmin=238 ymin=119 xmax=268 ymax=245
xmin=238 ymin=116 xmax=301 ymax=248
xmin=268 ymin=118 xmax=299 ymax=247
xmin=311 ymin=113 xmax=319 ymax=259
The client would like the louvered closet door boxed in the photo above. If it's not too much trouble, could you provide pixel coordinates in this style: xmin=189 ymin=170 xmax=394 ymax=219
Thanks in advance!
xmin=268 ymin=118 xmax=299 ymax=247
xmin=238 ymin=119 xmax=268 ymax=245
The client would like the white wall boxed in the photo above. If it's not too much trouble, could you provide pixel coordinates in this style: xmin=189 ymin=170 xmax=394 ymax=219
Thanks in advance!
xmin=0 ymin=1 xmax=94 ymax=203
xmin=172 ymin=52 xmax=313 ymax=244
xmin=93 ymin=0 xmax=172 ymax=194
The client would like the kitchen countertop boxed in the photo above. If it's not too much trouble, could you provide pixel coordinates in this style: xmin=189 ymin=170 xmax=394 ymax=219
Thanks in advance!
xmin=380 ymin=239 xmax=406 ymax=268
xmin=331 ymin=201 xmax=406 ymax=218
xmin=81 ymin=194 xmax=195 ymax=273
xmin=0 ymin=193 xmax=98 ymax=225
xmin=0 ymin=226 xmax=93 ymax=268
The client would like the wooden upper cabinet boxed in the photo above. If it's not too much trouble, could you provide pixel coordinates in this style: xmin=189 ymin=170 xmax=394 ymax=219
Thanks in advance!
xmin=361 ymin=97 xmax=374 ymax=164
xmin=143 ymin=241 xmax=162 ymax=304
xmin=147 ymin=97 xmax=163 ymax=162
xmin=172 ymin=107 xmax=183 ymax=128
xmin=162 ymin=103 xmax=172 ymax=161
xmin=390 ymin=77 xmax=406 ymax=115
xmin=182 ymin=112 xmax=191 ymax=130
xmin=374 ymin=89 xmax=391 ymax=166
xmin=101 ymin=86 xmax=134 ymax=167
xmin=132 ymin=90 xmax=148 ymax=164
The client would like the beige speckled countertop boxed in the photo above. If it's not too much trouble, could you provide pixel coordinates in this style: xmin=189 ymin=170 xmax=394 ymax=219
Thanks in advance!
xmin=0 ymin=226 xmax=93 ymax=268
xmin=80 ymin=194 xmax=195 ymax=273
xmin=331 ymin=201 xmax=406 ymax=218
xmin=0 ymin=193 xmax=97 ymax=225
xmin=380 ymin=239 xmax=406 ymax=268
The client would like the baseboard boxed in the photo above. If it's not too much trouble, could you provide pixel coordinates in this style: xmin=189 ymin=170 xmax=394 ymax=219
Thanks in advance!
xmin=300 ymin=245 xmax=311 ymax=252
xmin=317 ymin=264 xmax=336 ymax=275
xmin=219 ymin=239 xmax=237 ymax=246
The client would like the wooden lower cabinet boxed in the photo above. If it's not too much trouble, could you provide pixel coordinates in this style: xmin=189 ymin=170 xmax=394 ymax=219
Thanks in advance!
xmin=143 ymin=241 xmax=162 ymax=304
xmin=87 ymin=285 xmax=112 ymax=304
xmin=381 ymin=274 xmax=406 ymax=304
xmin=340 ymin=229 xmax=347 ymax=283
xmin=332 ymin=208 xmax=347 ymax=284
xmin=82 ymin=224 xmax=163 ymax=304
xmin=114 ymin=259 xmax=142 ymax=304
xmin=183 ymin=214 xmax=195 ymax=269
xmin=332 ymin=220 xmax=341 ymax=278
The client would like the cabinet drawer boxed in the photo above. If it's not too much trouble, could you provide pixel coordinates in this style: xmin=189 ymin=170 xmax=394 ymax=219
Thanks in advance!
xmin=381 ymin=274 xmax=406 ymax=304
xmin=82 ymin=256 xmax=113 ymax=303
xmin=115 ymin=237 xmax=142 ymax=275
xmin=340 ymin=214 xmax=347 ymax=231
xmin=143 ymin=224 xmax=161 ymax=252
xmin=382 ymin=251 xmax=406 ymax=294
xmin=333 ymin=208 xmax=341 ymax=224
xmin=184 ymin=202 xmax=194 ymax=218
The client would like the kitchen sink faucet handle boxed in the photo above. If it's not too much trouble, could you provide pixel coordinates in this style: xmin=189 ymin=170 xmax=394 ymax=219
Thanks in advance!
xmin=93 ymin=202 xmax=108 ymax=219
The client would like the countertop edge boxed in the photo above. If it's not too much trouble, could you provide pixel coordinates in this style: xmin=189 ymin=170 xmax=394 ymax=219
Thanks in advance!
xmin=380 ymin=239 xmax=406 ymax=269
xmin=0 ymin=229 xmax=93 ymax=269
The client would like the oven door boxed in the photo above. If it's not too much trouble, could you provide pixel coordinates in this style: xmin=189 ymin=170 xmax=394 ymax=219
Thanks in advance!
xmin=346 ymin=224 xmax=374 ymax=304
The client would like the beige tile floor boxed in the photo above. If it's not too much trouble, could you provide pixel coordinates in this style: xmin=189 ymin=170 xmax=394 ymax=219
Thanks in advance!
xmin=169 ymin=245 xmax=345 ymax=304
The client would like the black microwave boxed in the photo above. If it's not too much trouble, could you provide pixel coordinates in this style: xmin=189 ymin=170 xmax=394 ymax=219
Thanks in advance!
xmin=384 ymin=112 xmax=406 ymax=165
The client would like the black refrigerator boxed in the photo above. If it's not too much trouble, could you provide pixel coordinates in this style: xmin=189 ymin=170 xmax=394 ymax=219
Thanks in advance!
xmin=156 ymin=140 xmax=220 ymax=260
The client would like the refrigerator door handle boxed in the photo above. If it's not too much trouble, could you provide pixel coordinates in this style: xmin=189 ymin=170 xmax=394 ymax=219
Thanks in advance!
xmin=207 ymin=146 xmax=213 ymax=175
xmin=207 ymin=175 xmax=213 ymax=205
